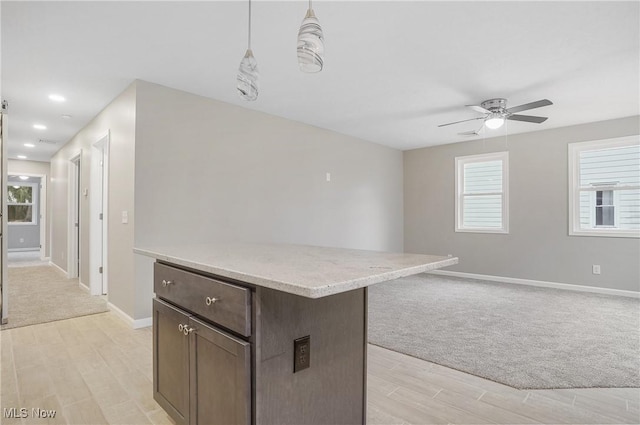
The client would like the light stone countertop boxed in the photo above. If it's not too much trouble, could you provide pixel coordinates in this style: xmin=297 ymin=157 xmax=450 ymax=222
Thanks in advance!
xmin=134 ymin=243 xmax=458 ymax=298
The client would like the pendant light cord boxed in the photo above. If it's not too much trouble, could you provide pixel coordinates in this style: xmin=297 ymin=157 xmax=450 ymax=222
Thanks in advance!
xmin=248 ymin=0 xmax=252 ymax=49
xmin=309 ymin=0 xmax=313 ymax=9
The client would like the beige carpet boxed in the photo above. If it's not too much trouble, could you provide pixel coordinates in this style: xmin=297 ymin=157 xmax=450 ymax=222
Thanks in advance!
xmin=369 ymin=274 xmax=640 ymax=390
xmin=1 ymin=265 xmax=109 ymax=330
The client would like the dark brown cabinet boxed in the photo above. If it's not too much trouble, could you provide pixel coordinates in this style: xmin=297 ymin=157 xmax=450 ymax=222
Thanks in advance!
xmin=153 ymin=299 xmax=190 ymax=425
xmin=152 ymin=261 xmax=367 ymax=425
xmin=189 ymin=316 xmax=250 ymax=425
xmin=153 ymin=298 xmax=251 ymax=425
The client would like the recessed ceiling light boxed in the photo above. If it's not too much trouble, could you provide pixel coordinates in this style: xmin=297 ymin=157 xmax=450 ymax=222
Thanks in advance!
xmin=17 ymin=155 xmax=27 ymax=159
xmin=49 ymin=94 xmax=66 ymax=102
xmin=33 ymin=124 xmax=47 ymax=130
xmin=19 ymin=176 xmax=30 ymax=180
xmin=24 ymin=143 xmax=36 ymax=148
xmin=61 ymin=114 xmax=72 ymax=119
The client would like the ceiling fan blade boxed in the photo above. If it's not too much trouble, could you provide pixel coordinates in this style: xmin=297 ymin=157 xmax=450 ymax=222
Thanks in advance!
xmin=506 ymin=99 xmax=553 ymax=114
xmin=507 ymin=114 xmax=548 ymax=124
xmin=459 ymin=130 xmax=481 ymax=136
xmin=466 ymin=105 xmax=491 ymax=114
xmin=438 ymin=117 xmax=484 ymax=127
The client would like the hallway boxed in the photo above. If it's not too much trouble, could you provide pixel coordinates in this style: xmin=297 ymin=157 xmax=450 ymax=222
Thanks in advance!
xmin=1 ymin=265 xmax=108 ymax=330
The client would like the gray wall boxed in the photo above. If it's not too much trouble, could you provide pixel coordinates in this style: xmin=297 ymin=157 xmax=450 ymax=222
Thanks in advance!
xmin=50 ymin=82 xmax=137 ymax=315
xmin=404 ymin=115 xmax=640 ymax=292
xmin=7 ymin=176 xmax=40 ymax=250
xmin=134 ymin=81 xmax=404 ymax=319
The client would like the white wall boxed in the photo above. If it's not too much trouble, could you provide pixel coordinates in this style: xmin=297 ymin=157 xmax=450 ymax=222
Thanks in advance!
xmin=49 ymin=82 xmax=136 ymax=315
xmin=404 ymin=116 xmax=640 ymax=292
xmin=133 ymin=81 xmax=404 ymax=320
xmin=7 ymin=160 xmax=50 ymax=256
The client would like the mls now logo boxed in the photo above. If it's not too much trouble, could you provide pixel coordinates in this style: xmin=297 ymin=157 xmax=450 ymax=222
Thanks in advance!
xmin=3 ymin=408 xmax=56 ymax=419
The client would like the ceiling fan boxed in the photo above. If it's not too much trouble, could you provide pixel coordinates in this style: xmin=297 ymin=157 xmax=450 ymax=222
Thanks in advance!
xmin=438 ymin=98 xmax=553 ymax=134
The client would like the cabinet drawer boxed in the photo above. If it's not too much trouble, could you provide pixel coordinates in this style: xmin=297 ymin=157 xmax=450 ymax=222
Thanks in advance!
xmin=154 ymin=263 xmax=251 ymax=337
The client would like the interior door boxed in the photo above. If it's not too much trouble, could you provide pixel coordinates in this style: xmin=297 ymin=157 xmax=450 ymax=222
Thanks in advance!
xmin=153 ymin=299 xmax=191 ymax=425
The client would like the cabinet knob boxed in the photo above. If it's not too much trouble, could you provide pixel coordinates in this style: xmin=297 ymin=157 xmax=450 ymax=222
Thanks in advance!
xmin=162 ymin=279 xmax=173 ymax=287
xmin=178 ymin=323 xmax=194 ymax=335
xmin=205 ymin=296 xmax=219 ymax=306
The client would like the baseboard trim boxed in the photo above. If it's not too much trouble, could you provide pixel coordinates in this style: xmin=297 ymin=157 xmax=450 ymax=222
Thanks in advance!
xmin=78 ymin=281 xmax=90 ymax=292
xmin=49 ymin=261 xmax=67 ymax=276
xmin=428 ymin=270 xmax=640 ymax=299
xmin=8 ymin=248 xmax=40 ymax=252
xmin=108 ymin=302 xmax=152 ymax=329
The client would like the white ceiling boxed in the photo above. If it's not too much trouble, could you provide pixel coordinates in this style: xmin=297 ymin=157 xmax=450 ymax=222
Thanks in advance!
xmin=2 ymin=1 xmax=638 ymax=162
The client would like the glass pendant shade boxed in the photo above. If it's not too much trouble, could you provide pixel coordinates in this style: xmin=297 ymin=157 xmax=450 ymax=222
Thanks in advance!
xmin=237 ymin=48 xmax=259 ymax=101
xmin=297 ymin=8 xmax=324 ymax=73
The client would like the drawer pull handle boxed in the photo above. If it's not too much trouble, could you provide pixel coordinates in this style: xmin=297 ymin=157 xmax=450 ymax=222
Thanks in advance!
xmin=205 ymin=296 xmax=219 ymax=306
xmin=162 ymin=279 xmax=173 ymax=287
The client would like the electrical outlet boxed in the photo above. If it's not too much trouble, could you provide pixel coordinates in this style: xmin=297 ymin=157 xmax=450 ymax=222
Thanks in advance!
xmin=592 ymin=265 xmax=601 ymax=275
xmin=294 ymin=336 xmax=310 ymax=373
xmin=19 ymin=238 xmax=24 ymax=243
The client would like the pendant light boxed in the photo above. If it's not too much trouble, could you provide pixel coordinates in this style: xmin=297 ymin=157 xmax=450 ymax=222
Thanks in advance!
xmin=237 ymin=0 xmax=259 ymax=101
xmin=297 ymin=0 xmax=324 ymax=73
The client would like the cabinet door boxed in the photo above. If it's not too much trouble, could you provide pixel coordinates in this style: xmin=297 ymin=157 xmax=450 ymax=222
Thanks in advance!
xmin=153 ymin=299 xmax=191 ymax=425
xmin=189 ymin=316 xmax=251 ymax=425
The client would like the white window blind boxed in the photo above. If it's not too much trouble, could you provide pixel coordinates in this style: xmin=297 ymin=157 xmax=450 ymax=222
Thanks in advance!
xmin=570 ymin=136 xmax=640 ymax=238
xmin=456 ymin=152 xmax=509 ymax=233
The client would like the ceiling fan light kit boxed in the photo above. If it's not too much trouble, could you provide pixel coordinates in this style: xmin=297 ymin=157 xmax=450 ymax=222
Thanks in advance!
xmin=484 ymin=114 xmax=505 ymax=130
xmin=439 ymin=98 xmax=553 ymax=133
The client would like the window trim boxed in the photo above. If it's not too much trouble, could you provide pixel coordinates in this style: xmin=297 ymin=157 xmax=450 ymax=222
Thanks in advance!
xmin=455 ymin=151 xmax=509 ymax=234
xmin=568 ymin=136 xmax=640 ymax=238
xmin=7 ymin=181 xmax=39 ymax=226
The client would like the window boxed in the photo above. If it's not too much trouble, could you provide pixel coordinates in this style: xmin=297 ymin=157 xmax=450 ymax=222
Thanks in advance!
xmin=455 ymin=152 xmax=509 ymax=233
xmin=7 ymin=182 xmax=38 ymax=225
xmin=569 ymin=136 xmax=640 ymax=238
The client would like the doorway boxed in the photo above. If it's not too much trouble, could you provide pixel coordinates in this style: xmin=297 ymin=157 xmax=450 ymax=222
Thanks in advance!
xmin=68 ymin=153 xmax=81 ymax=279
xmin=5 ymin=173 xmax=48 ymax=264
xmin=90 ymin=133 xmax=109 ymax=295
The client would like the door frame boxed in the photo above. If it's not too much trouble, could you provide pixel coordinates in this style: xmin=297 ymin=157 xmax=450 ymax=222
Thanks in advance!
xmin=68 ymin=150 xmax=82 ymax=280
xmin=5 ymin=172 xmax=48 ymax=260
xmin=90 ymin=132 xmax=109 ymax=295
xmin=1 ymin=112 xmax=7 ymax=324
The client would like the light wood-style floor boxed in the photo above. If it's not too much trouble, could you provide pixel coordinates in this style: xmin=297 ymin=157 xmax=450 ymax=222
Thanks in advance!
xmin=1 ymin=312 xmax=639 ymax=425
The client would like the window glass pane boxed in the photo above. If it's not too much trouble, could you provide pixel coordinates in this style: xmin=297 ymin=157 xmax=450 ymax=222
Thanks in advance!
xmin=619 ymin=188 xmax=640 ymax=230
xmin=7 ymin=185 xmax=33 ymax=203
xmin=579 ymin=145 xmax=640 ymax=187
xmin=463 ymin=160 xmax=502 ymax=194
xmin=8 ymin=205 xmax=33 ymax=223
xmin=595 ymin=206 xmax=614 ymax=226
xmin=462 ymin=194 xmax=502 ymax=228
xmin=579 ymin=191 xmax=591 ymax=227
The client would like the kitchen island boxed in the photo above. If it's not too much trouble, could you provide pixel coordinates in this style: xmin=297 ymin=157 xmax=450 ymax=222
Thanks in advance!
xmin=135 ymin=243 xmax=458 ymax=425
